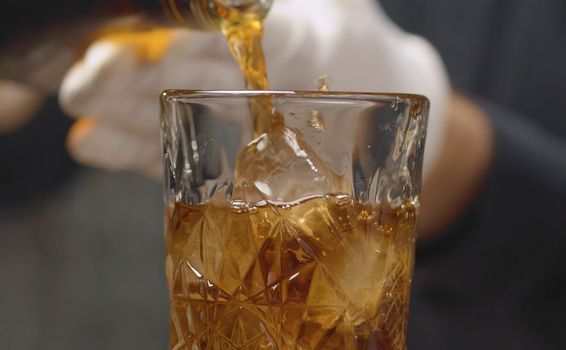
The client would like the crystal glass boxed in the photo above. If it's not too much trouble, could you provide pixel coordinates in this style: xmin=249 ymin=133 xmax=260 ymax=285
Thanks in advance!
xmin=160 ymin=90 xmax=429 ymax=350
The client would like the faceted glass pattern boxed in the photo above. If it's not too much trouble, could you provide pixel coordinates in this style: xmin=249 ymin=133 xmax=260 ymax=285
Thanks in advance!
xmin=161 ymin=91 xmax=429 ymax=350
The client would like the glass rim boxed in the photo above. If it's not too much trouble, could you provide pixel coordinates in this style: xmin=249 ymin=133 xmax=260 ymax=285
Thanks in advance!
xmin=161 ymin=89 xmax=429 ymax=105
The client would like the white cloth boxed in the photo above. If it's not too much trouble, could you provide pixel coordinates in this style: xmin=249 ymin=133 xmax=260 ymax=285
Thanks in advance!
xmin=60 ymin=0 xmax=449 ymax=179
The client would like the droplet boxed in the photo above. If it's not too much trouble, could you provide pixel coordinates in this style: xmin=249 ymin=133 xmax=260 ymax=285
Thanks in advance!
xmin=308 ymin=110 xmax=326 ymax=132
xmin=317 ymin=75 xmax=330 ymax=92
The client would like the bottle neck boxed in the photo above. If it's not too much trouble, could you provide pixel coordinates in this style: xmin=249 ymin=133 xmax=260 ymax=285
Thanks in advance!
xmin=160 ymin=0 xmax=218 ymax=30
xmin=111 ymin=0 xmax=225 ymax=31
xmin=160 ymin=0 xmax=274 ymax=31
xmin=66 ymin=0 xmax=210 ymax=29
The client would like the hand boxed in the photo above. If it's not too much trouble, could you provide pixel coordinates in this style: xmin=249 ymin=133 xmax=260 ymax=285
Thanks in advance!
xmin=60 ymin=0 xmax=450 ymax=179
xmin=419 ymin=93 xmax=494 ymax=239
xmin=0 ymin=80 xmax=44 ymax=133
xmin=264 ymin=0 xmax=450 ymax=179
xmin=60 ymin=27 xmax=243 ymax=178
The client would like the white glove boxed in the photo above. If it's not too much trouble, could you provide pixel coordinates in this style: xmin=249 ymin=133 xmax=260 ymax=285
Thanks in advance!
xmin=60 ymin=0 xmax=449 ymax=179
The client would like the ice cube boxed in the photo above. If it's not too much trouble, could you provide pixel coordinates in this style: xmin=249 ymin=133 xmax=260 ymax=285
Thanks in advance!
xmin=286 ymin=196 xmax=396 ymax=326
xmin=233 ymin=124 xmax=351 ymax=203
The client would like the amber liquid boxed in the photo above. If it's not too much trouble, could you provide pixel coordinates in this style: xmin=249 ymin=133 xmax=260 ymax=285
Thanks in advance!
xmin=166 ymin=195 xmax=416 ymax=349
xmin=221 ymin=13 xmax=282 ymax=136
xmin=166 ymin=4 xmax=414 ymax=350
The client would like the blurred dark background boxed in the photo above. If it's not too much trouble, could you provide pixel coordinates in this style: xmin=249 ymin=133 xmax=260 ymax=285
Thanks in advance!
xmin=1 ymin=0 xmax=565 ymax=349
xmin=0 ymin=100 xmax=168 ymax=349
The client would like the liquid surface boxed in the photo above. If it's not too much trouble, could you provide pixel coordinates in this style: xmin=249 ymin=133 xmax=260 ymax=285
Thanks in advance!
xmin=166 ymin=195 xmax=416 ymax=349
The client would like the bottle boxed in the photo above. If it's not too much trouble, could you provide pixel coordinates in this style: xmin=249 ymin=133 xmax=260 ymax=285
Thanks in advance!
xmin=0 ymin=0 xmax=272 ymax=89
xmin=158 ymin=0 xmax=273 ymax=30
xmin=86 ymin=0 xmax=272 ymax=30
xmin=39 ymin=0 xmax=274 ymax=30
